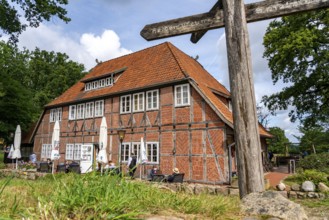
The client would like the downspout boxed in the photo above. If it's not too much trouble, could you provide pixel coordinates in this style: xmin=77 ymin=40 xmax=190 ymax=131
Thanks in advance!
xmin=227 ymin=142 xmax=236 ymax=185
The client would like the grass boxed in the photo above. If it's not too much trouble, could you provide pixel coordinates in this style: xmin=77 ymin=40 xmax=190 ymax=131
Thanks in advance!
xmin=0 ymin=172 xmax=241 ymax=219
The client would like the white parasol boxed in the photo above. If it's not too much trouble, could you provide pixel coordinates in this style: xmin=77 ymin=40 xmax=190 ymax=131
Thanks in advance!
xmin=12 ymin=125 xmax=21 ymax=169
xmin=51 ymin=120 xmax=60 ymax=174
xmin=7 ymin=144 xmax=14 ymax=168
xmin=139 ymin=137 xmax=148 ymax=179
xmin=97 ymin=117 xmax=108 ymax=174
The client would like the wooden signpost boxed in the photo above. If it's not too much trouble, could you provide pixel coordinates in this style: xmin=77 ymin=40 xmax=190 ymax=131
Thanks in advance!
xmin=141 ymin=0 xmax=329 ymax=198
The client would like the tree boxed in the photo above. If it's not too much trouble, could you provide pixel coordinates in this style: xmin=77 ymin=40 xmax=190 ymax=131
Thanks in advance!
xmin=0 ymin=41 xmax=85 ymax=142
xmin=262 ymin=9 xmax=329 ymax=129
xmin=267 ymin=127 xmax=290 ymax=154
xmin=297 ymin=127 xmax=329 ymax=154
xmin=257 ymin=104 xmax=270 ymax=129
xmin=0 ymin=0 xmax=70 ymax=43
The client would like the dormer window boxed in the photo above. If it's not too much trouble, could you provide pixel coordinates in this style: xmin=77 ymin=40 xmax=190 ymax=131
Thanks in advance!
xmin=82 ymin=67 xmax=126 ymax=92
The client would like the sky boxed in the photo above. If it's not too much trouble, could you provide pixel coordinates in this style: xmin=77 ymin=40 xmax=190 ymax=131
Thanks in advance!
xmin=4 ymin=0 xmax=301 ymax=141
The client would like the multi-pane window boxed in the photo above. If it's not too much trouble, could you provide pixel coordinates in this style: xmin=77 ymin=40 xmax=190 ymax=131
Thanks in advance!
xmin=69 ymin=105 xmax=76 ymax=120
xmin=50 ymin=108 xmax=62 ymax=122
xmin=146 ymin=142 xmax=159 ymax=163
xmin=175 ymin=84 xmax=190 ymax=106
xmin=121 ymin=143 xmax=131 ymax=162
xmin=120 ymin=95 xmax=131 ymax=113
xmin=120 ymin=142 xmax=159 ymax=164
xmin=41 ymin=144 xmax=52 ymax=159
xmin=146 ymin=90 xmax=159 ymax=110
xmin=133 ymin=92 xmax=144 ymax=112
xmin=77 ymin=104 xmax=85 ymax=119
xmin=85 ymin=75 xmax=114 ymax=91
xmin=66 ymin=144 xmax=82 ymax=160
xmin=85 ymin=102 xmax=94 ymax=118
xmin=95 ymin=100 xmax=104 ymax=117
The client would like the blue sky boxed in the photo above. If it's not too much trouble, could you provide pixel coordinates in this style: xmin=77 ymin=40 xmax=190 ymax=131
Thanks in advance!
xmin=5 ymin=0 xmax=301 ymax=141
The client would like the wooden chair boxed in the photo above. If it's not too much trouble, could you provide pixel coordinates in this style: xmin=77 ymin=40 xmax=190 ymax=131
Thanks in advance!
xmin=152 ymin=174 xmax=165 ymax=182
xmin=57 ymin=164 xmax=67 ymax=173
xmin=68 ymin=163 xmax=81 ymax=174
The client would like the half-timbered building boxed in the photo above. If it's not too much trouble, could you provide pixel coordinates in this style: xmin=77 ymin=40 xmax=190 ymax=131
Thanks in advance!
xmin=32 ymin=42 xmax=271 ymax=184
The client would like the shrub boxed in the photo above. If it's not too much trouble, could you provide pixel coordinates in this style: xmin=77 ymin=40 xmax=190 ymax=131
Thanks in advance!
xmin=297 ymin=153 xmax=329 ymax=174
xmin=285 ymin=169 xmax=329 ymax=186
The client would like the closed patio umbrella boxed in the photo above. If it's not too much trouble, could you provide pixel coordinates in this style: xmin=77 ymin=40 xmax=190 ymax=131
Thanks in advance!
xmin=139 ymin=137 xmax=148 ymax=179
xmin=97 ymin=117 xmax=108 ymax=175
xmin=51 ymin=120 xmax=60 ymax=174
xmin=12 ymin=125 xmax=21 ymax=169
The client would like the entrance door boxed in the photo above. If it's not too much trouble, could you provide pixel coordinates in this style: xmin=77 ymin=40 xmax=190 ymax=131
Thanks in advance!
xmin=80 ymin=144 xmax=94 ymax=173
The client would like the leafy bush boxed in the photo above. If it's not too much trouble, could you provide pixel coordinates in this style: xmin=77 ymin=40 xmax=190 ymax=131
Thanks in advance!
xmin=285 ymin=169 xmax=329 ymax=186
xmin=297 ymin=153 xmax=329 ymax=174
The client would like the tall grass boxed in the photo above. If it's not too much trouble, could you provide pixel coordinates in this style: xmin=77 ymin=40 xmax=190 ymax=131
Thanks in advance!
xmin=0 ymin=173 xmax=241 ymax=219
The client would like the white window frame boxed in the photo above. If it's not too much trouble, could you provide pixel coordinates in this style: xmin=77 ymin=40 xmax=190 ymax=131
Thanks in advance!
xmin=41 ymin=144 xmax=52 ymax=159
xmin=175 ymin=84 xmax=190 ymax=107
xmin=95 ymin=100 xmax=104 ymax=117
xmin=85 ymin=102 xmax=94 ymax=118
xmin=120 ymin=95 xmax=131 ymax=114
xmin=121 ymin=142 xmax=131 ymax=163
xmin=77 ymin=104 xmax=85 ymax=119
xmin=65 ymin=143 xmax=81 ymax=161
xmin=69 ymin=105 xmax=76 ymax=120
xmin=131 ymin=142 xmax=141 ymax=162
xmin=146 ymin=89 xmax=159 ymax=110
xmin=133 ymin=92 xmax=144 ymax=112
xmin=50 ymin=108 xmax=62 ymax=122
xmin=146 ymin=142 xmax=159 ymax=164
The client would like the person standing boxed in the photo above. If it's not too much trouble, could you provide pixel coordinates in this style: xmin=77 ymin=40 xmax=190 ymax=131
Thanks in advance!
xmin=127 ymin=152 xmax=137 ymax=178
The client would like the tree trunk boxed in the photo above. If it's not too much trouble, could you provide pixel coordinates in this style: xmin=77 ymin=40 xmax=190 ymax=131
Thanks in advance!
xmin=222 ymin=0 xmax=264 ymax=198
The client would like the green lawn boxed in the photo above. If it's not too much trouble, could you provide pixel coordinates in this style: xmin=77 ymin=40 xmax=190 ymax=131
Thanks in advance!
xmin=0 ymin=173 xmax=241 ymax=219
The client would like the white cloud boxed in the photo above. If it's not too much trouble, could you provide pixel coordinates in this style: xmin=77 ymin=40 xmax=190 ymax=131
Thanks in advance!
xmin=16 ymin=24 xmax=132 ymax=70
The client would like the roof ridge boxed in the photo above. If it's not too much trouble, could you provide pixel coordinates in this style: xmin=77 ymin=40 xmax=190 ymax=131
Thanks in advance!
xmin=166 ymin=42 xmax=189 ymax=79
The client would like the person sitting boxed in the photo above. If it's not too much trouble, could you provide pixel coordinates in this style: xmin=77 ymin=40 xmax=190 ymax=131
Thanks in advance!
xmin=29 ymin=152 xmax=37 ymax=164
xmin=150 ymin=167 xmax=160 ymax=179
xmin=167 ymin=167 xmax=180 ymax=182
xmin=105 ymin=160 xmax=119 ymax=175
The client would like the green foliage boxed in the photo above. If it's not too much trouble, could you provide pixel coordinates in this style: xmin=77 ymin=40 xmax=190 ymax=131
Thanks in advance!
xmin=297 ymin=127 xmax=329 ymax=154
xmin=285 ymin=169 xmax=329 ymax=186
xmin=0 ymin=174 xmax=240 ymax=219
xmin=266 ymin=127 xmax=290 ymax=154
xmin=297 ymin=153 xmax=329 ymax=174
xmin=262 ymin=9 xmax=329 ymax=128
xmin=0 ymin=0 xmax=70 ymax=43
xmin=0 ymin=41 xmax=85 ymax=142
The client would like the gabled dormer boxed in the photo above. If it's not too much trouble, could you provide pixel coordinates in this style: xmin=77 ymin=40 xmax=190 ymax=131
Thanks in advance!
xmin=81 ymin=67 xmax=127 ymax=92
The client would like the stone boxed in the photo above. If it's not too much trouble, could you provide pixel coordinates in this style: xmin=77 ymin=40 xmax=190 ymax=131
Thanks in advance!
xmin=296 ymin=192 xmax=306 ymax=199
xmin=241 ymin=191 xmax=308 ymax=220
xmin=217 ymin=187 xmax=229 ymax=196
xmin=206 ymin=186 xmax=217 ymax=195
xmin=277 ymin=191 xmax=288 ymax=198
xmin=157 ymin=185 xmax=176 ymax=193
xmin=307 ymin=192 xmax=319 ymax=198
xmin=289 ymin=191 xmax=297 ymax=199
xmin=229 ymin=188 xmax=239 ymax=196
xmin=318 ymin=182 xmax=329 ymax=192
xmin=276 ymin=182 xmax=286 ymax=191
xmin=194 ymin=184 xmax=207 ymax=195
xmin=301 ymin=181 xmax=315 ymax=192
xmin=291 ymin=183 xmax=301 ymax=191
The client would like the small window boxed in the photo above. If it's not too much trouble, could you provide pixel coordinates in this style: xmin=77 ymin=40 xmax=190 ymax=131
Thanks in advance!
xmin=120 ymin=143 xmax=131 ymax=163
xmin=175 ymin=84 xmax=190 ymax=107
xmin=77 ymin=104 xmax=85 ymax=119
xmin=133 ymin=92 xmax=144 ymax=112
xmin=132 ymin=142 xmax=141 ymax=161
xmin=146 ymin=89 xmax=159 ymax=110
xmin=41 ymin=144 xmax=52 ymax=159
xmin=146 ymin=142 xmax=159 ymax=164
xmin=120 ymin=95 xmax=131 ymax=114
xmin=69 ymin=105 xmax=76 ymax=120
xmin=65 ymin=144 xmax=74 ymax=160
xmin=50 ymin=108 xmax=62 ymax=122
xmin=85 ymin=102 xmax=94 ymax=118
xmin=95 ymin=100 xmax=104 ymax=117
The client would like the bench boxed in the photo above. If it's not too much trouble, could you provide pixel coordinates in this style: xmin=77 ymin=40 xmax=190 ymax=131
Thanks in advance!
xmin=168 ymin=173 xmax=184 ymax=183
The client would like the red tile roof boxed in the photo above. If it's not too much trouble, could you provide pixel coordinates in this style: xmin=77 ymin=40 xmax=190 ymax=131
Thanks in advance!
xmin=46 ymin=42 xmax=272 ymax=137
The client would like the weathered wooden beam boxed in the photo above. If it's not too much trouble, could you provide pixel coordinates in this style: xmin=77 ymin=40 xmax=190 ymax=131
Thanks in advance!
xmin=190 ymin=0 xmax=223 ymax=43
xmin=141 ymin=0 xmax=329 ymax=41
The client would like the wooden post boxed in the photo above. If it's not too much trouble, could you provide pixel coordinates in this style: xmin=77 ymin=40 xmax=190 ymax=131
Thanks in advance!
xmin=222 ymin=0 xmax=264 ymax=198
